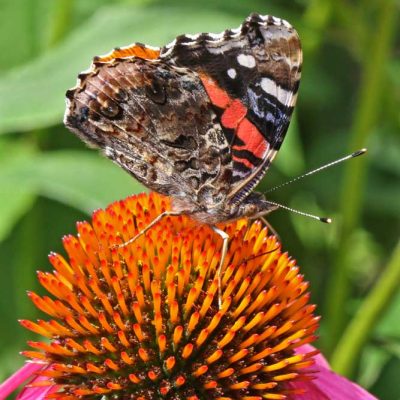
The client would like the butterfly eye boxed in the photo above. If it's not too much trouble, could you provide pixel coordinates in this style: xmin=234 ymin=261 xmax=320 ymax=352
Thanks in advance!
xmin=145 ymin=77 xmax=166 ymax=105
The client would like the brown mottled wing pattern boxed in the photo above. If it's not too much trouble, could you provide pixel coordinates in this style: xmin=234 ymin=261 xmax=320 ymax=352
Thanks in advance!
xmin=64 ymin=52 xmax=232 ymax=211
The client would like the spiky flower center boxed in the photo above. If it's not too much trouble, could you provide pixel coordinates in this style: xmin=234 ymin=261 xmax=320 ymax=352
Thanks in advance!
xmin=22 ymin=193 xmax=319 ymax=399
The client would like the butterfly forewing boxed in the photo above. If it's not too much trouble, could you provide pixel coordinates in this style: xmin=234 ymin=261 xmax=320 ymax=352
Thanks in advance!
xmin=161 ymin=13 xmax=302 ymax=203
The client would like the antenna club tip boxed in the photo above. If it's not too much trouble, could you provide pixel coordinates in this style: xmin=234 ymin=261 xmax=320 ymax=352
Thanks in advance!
xmin=352 ymin=148 xmax=368 ymax=157
xmin=321 ymin=217 xmax=332 ymax=224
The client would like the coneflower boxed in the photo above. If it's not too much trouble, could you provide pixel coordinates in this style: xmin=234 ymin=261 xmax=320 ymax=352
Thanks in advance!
xmin=0 ymin=193 xmax=376 ymax=399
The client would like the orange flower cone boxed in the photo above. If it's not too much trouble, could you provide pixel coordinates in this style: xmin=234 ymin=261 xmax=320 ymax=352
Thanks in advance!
xmin=0 ymin=193 xmax=375 ymax=399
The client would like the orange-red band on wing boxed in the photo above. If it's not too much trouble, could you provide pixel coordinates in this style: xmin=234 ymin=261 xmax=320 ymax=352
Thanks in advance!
xmin=200 ymin=74 xmax=269 ymax=169
xmin=233 ymin=118 xmax=269 ymax=160
xmin=96 ymin=45 xmax=160 ymax=63
xmin=199 ymin=74 xmax=230 ymax=108
xmin=221 ymin=99 xmax=247 ymax=129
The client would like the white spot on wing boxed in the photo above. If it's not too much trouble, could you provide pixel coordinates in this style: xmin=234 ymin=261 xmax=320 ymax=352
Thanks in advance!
xmin=227 ymin=68 xmax=237 ymax=79
xmin=260 ymin=77 xmax=292 ymax=105
xmin=272 ymin=16 xmax=281 ymax=25
xmin=237 ymin=54 xmax=256 ymax=68
xmin=104 ymin=146 xmax=115 ymax=157
xmin=208 ymin=32 xmax=224 ymax=39
xmin=231 ymin=26 xmax=242 ymax=34
xmin=185 ymin=33 xmax=200 ymax=40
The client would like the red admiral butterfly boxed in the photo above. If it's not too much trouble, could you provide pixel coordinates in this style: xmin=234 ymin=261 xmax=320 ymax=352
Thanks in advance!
xmin=64 ymin=13 xmax=302 ymax=299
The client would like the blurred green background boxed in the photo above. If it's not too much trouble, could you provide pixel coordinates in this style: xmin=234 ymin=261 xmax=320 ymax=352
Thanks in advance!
xmin=0 ymin=0 xmax=399 ymax=398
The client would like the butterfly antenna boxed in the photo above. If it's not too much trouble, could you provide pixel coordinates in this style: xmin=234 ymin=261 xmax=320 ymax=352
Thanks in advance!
xmin=267 ymin=200 xmax=332 ymax=223
xmin=265 ymin=148 xmax=367 ymax=194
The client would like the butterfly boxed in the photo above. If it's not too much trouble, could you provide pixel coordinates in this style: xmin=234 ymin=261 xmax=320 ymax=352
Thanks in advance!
xmin=64 ymin=13 xmax=302 ymax=303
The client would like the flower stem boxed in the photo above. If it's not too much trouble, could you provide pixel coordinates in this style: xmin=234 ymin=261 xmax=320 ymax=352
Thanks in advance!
xmin=331 ymin=240 xmax=400 ymax=377
xmin=323 ymin=0 xmax=398 ymax=355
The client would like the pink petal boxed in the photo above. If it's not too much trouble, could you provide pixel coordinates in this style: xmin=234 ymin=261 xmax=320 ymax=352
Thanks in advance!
xmin=16 ymin=369 xmax=58 ymax=400
xmin=0 ymin=362 xmax=44 ymax=399
xmin=16 ymin=381 xmax=57 ymax=400
xmin=292 ymin=345 xmax=377 ymax=400
xmin=0 ymin=361 xmax=58 ymax=400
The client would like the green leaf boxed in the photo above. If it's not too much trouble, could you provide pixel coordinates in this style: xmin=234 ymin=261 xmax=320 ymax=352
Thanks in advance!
xmin=375 ymin=291 xmax=400 ymax=339
xmin=0 ymin=0 xmax=48 ymax=70
xmin=0 ymin=140 xmax=144 ymax=219
xmin=369 ymin=356 xmax=400 ymax=399
xmin=0 ymin=140 xmax=39 ymax=241
xmin=0 ymin=5 xmax=240 ymax=134
xmin=357 ymin=345 xmax=391 ymax=390
xmin=0 ymin=187 xmax=36 ymax=242
xmin=370 ymin=132 xmax=400 ymax=176
xmin=30 ymin=151 xmax=143 ymax=213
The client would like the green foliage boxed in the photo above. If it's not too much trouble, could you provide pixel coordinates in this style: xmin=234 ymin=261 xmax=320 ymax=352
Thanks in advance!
xmin=0 ymin=0 xmax=399 ymax=398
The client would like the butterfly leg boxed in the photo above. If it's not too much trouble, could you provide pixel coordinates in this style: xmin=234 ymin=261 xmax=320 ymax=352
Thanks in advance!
xmin=211 ymin=225 xmax=229 ymax=309
xmin=116 ymin=210 xmax=183 ymax=249
xmin=260 ymin=216 xmax=281 ymax=241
